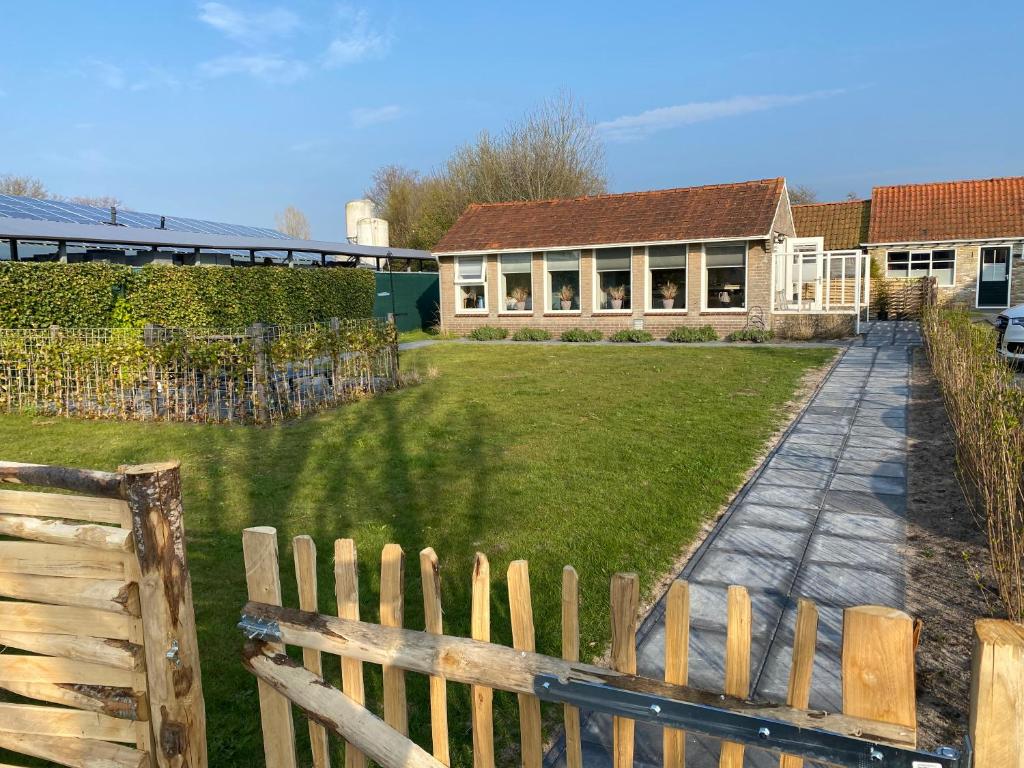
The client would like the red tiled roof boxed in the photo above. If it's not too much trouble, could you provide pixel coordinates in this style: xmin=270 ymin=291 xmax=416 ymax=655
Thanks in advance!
xmin=433 ymin=178 xmax=785 ymax=253
xmin=793 ymin=200 xmax=871 ymax=250
xmin=868 ymin=176 xmax=1024 ymax=243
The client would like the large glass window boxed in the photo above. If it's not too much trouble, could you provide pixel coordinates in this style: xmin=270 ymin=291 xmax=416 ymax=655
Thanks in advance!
xmin=886 ymin=250 xmax=954 ymax=286
xmin=594 ymin=247 xmax=632 ymax=311
xmin=545 ymin=250 xmax=580 ymax=311
xmin=705 ymin=243 xmax=746 ymax=310
xmin=455 ymin=255 xmax=487 ymax=312
xmin=500 ymin=253 xmax=532 ymax=312
xmin=648 ymin=244 xmax=687 ymax=310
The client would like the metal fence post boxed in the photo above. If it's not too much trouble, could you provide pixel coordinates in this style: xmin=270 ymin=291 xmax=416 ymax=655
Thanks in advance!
xmin=248 ymin=322 xmax=270 ymax=424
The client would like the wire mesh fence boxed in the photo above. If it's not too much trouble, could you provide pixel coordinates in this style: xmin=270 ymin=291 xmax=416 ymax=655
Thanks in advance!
xmin=0 ymin=318 xmax=398 ymax=424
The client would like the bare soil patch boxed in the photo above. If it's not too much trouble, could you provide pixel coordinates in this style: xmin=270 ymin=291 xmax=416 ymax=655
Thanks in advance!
xmin=907 ymin=348 xmax=1003 ymax=748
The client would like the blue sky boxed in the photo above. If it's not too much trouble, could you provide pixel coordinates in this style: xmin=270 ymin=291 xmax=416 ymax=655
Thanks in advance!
xmin=1 ymin=0 xmax=1022 ymax=240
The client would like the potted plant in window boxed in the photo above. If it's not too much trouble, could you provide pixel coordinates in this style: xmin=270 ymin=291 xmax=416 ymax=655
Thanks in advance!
xmin=608 ymin=285 xmax=626 ymax=310
xmin=465 ymin=290 xmax=477 ymax=310
xmin=511 ymin=286 xmax=529 ymax=311
xmin=559 ymin=283 xmax=575 ymax=310
xmin=506 ymin=295 xmax=517 ymax=310
xmin=659 ymin=281 xmax=678 ymax=309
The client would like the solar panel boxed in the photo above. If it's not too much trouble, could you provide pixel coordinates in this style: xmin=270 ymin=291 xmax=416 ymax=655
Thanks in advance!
xmin=0 ymin=194 xmax=290 ymax=240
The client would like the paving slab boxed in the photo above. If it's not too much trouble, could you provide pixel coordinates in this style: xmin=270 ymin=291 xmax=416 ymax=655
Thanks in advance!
xmin=545 ymin=322 xmax=916 ymax=768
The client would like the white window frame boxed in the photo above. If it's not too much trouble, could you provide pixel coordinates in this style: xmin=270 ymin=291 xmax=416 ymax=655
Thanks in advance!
xmin=454 ymin=255 xmax=488 ymax=314
xmin=645 ymin=244 xmax=689 ymax=312
xmin=701 ymin=242 xmax=748 ymax=313
xmin=498 ymin=252 xmax=533 ymax=315
xmin=885 ymin=248 xmax=956 ymax=287
xmin=543 ymin=250 xmax=582 ymax=314
xmin=592 ymin=247 xmax=633 ymax=314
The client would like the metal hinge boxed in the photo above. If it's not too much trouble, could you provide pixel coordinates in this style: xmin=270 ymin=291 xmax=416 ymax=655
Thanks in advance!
xmin=237 ymin=613 xmax=283 ymax=643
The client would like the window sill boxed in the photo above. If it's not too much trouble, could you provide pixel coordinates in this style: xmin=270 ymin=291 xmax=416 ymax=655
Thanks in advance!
xmin=700 ymin=309 xmax=747 ymax=314
xmin=543 ymin=311 xmax=581 ymax=316
xmin=455 ymin=310 xmax=489 ymax=316
xmin=592 ymin=310 xmax=632 ymax=315
xmin=498 ymin=311 xmax=534 ymax=316
xmin=645 ymin=309 xmax=689 ymax=314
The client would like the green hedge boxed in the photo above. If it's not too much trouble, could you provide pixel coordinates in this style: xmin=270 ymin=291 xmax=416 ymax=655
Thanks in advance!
xmin=0 ymin=263 xmax=376 ymax=328
xmin=0 ymin=262 xmax=132 ymax=327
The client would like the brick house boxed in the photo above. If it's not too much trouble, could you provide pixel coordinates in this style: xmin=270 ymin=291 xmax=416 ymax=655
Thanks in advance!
xmin=433 ymin=178 xmax=827 ymax=337
xmin=861 ymin=177 xmax=1024 ymax=310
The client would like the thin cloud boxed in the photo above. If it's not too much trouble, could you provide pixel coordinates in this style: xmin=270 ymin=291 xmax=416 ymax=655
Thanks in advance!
xmin=350 ymin=105 xmax=401 ymax=128
xmin=80 ymin=60 xmax=181 ymax=92
xmin=322 ymin=6 xmax=391 ymax=68
xmin=198 ymin=2 xmax=300 ymax=45
xmin=199 ymin=55 xmax=308 ymax=84
xmin=598 ymin=90 xmax=847 ymax=142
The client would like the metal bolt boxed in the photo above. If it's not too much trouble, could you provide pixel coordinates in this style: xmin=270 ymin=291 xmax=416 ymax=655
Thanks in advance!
xmin=757 ymin=727 xmax=770 ymax=740
xmin=541 ymin=682 xmax=551 ymax=691
xmin=649 ymin=704 xmax=661 ymax=716
xmin=936 ymin=747 xmax=960 ymax=759
xmin=165 ymin=639 xmax=182 ymax=668
xmin=869 ymin=747 xmax=884 ymax=762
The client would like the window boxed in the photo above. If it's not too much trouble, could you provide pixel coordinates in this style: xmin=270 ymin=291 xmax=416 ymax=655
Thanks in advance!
xmin=885 ymin=250 xmax=955 ymax=286
xmin=594 ymin=247 xmax=632 ymax=311
xmin=499 ymin=253 xmax=532 ymax=312
xmin=545 ymin=250 xmax=580 ymax=311
xmin=647 ymin=244 xmax=687 ymax=310
xmin=704 ymin=243 xmax=746 ymax=310
xmin=455 ymin=255 xmax=487 ymax=312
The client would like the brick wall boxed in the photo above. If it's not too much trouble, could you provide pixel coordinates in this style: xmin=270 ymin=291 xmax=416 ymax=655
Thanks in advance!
xmin=439 ymin=240 xmax=783 ymax=338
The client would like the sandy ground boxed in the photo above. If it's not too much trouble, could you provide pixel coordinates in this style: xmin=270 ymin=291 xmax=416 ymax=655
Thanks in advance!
xmin=906 ymin=348 xmax=1003 ymax=749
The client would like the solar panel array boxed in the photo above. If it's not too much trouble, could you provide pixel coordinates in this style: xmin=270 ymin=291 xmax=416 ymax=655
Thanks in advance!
xmin=0 ymin=193 xmax=343 ymax=264
xmin=0 ymin=194 xmax=289 ymax=239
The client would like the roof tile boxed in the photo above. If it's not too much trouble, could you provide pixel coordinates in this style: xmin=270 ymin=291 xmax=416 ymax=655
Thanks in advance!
xmin=793 ymin=200 xmax=871 ymax=250
xmin=868 ymin=177 xmax=1024 ymax=243
xmin=433 ymin=178 xmax=785 ymax=253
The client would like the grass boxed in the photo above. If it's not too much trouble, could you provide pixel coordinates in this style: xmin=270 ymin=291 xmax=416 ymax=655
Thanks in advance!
xmin=0 ymin=344 xmax=832 ymax=767
xmin=399 ymin=328 xmax=437 ymax=342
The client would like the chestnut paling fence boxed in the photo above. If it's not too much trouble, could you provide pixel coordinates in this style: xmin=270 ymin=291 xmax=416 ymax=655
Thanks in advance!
xmin=921 ymin=304 xmax=1024 ymax=623
xmin=0 ymin=460 xmax=205 ymax=768
xmin=0 ymin=318 xmax=398 ymax=424
xmin=239 ymin=528 xmax=1024 ymax=768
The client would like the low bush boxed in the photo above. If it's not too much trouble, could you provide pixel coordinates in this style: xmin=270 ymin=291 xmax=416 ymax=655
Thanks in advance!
xmin=665 ymin=325 xmax=718 ymax=343
xmin=609 ymin=329 xmax=654 ymax=343
xmin=468 ymin=325 xmax=508 ymax=341
xmin=511 ymin=327 xmax=552 ymax=342
xmin=560 ymin=328 xmax=603 ymax=342
xmin=726 ymin=328 xmax=775 ymax=343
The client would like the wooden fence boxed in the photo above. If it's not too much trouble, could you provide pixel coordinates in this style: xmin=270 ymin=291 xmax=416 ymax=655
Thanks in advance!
xmin=0 ymin=318 xmax=398 ymax=424
xmin=875 ymin=276 xmax=937 ymax=319
xmin=0 ymin=461 xmax=206 ymax=768
xmin=238 ymin=528 xmax=1024 ymax=768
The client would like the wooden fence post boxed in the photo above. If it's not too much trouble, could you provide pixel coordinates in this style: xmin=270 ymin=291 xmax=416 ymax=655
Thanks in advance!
xmin=242 ymin=526 xmax=298 ymax=768
xmin=969 ymin=619 xmax=1024 ymax=768
xmin=841 ymin=606 xmax=916 ymax=743
xmin=120 ymin=461 xmax=208 ymax=768
xmin=420 ymin=547 xmax=451 ymax=766
xmin=248 ymin=323 xmax=270 ymax=424
xmin=508 ymin=560 xmax=542 ymax=768
xmin=720 ymin=585 xmax=751 ymax=768
xmin=380 ymin=543 xmax=408 ymax=736
xmin=293 ymin=535 xmax=330 ymax=768
xmin=562 ymin=566 xmax=582 ymax=768
xmin=663 ymin=579 xmax=689 ymax=768
xmin=471 ymin=553 xmax=494 ymax=768
xmin=611 ymin=573 xmax=639 ymax=768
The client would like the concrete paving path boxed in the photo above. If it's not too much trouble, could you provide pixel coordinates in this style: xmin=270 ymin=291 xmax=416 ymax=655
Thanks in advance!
xmin=545 ymin=321 xmax=922 ymax=768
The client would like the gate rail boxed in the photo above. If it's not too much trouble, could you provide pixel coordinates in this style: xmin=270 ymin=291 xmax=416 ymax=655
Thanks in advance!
xmin=237 ymin=528 xmax=1023 ymax=768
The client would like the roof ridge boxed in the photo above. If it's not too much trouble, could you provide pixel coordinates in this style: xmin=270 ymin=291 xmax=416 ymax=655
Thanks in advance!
xmin=793 ymin=199 xmax=869 ymax=208
xmin=873 ymin=175 xmax=1024 ymax=193
xmin=467 ymin=177 xmax=785 ymax=209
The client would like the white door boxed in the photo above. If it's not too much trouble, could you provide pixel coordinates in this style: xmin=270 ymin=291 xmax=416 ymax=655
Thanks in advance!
xmin=788 ymin=237 xmax=825 ymax=310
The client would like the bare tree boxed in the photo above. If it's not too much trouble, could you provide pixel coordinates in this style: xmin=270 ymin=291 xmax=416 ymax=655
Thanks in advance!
xmin=0 ymin=174 xmax=49 ymax=198
xmin=366 ymin=91 xmax=607 ymax=250
xmin=275 ymin=205 xmax=311 ymax=239
xmin=69 ymin=195 xmax=124 ymax=208
xmin=788 ymin=184 xmax=819 ymax=205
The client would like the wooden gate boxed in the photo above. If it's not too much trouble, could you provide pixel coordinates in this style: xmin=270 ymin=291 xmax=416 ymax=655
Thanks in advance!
xmin=0 ymin=461 xmax=207 ymax=768
xmin=238 ymin=527 xmax=1024 ymax=768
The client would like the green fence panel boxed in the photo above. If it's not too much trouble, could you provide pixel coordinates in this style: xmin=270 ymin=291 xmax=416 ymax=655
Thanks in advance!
xmin=373 ymin=271 xmax=440 ymax=332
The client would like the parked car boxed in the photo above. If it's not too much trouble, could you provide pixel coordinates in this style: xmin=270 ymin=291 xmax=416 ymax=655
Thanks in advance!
xmin=995 ymin=304 xmax=1024 ymax=364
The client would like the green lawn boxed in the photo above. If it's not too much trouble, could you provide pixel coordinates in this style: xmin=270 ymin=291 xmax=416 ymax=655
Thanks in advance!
xmin=0 ymin=344 xmax=832 ymax=767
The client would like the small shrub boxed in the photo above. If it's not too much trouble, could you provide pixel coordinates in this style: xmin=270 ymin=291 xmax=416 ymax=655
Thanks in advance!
xmin=726 ymin=328 xmax=775 ymax=343
xmin=560 ymin=328 xmax=603 ymax=343
xmin=609 ymin=329 xmax=654 ymax=343
xmin=666 ymin=325 xmax=718 ymax=343
xmin=511 ymin=327 xmax=552 ymax=342
xmin=468 ymin=325 xmax=508 ymax=341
